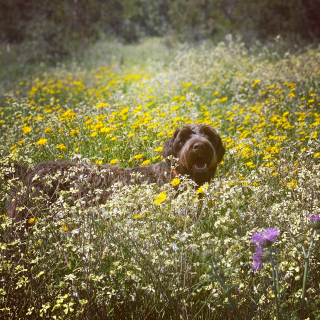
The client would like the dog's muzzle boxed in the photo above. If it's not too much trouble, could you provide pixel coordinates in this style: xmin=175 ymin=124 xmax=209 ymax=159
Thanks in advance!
xmin=180 ymin=138 xmax=215 ymax=172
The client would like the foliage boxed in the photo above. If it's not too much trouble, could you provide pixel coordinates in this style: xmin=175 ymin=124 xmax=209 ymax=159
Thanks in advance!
xmin=1 ymin=37 xmax=320 ymax=319
xmin=1 ymin=0 xmax=320 ymax=63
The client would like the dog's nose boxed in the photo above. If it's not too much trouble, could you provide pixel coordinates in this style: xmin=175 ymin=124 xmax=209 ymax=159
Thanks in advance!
xmin=193 ymin=142 xmax=205 ymax=151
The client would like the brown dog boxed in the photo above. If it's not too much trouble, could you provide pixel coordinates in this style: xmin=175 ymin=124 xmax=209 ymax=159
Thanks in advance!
xmin=3 ymin=124 xmax=225 ymax=220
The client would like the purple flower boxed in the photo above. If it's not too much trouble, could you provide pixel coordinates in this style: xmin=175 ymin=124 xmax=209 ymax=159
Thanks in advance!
xmin=252 ymin=228 xmax=280 ymax=245
xmin=252 ymin=245 xmax=263 ymax=270
xmin=307 ymin=214 xmax=320 ymax=230
xmin=307 ymin=214 xmax=320 ymax=222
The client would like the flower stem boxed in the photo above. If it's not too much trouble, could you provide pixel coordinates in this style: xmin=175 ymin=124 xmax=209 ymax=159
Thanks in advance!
xmin=270 ymin=248 xmax=281 ymax=320
xmin=301 ymin=229 xmax=317 ymax=304
xmin=301 ymin=256 xmax=309 ymax=303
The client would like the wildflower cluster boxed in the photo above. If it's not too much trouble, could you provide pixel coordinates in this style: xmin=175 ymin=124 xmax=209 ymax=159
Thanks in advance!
xmin=1 ymin=38 xmax=320 ymax=319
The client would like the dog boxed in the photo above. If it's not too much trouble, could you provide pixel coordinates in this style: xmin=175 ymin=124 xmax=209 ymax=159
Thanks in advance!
xmin=3 ymin=124 xmax=225 ymax=221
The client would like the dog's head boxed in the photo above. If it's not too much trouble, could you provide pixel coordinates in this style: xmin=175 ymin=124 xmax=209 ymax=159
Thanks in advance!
xmin=162 ymin=124 xmax=225 ymax=186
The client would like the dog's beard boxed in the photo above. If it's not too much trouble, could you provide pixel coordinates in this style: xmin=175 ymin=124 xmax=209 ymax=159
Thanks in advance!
xmin=188 ymin=170 xmax=215 ymax=186
xmin=178 ymin=147 xmax=216 ymax=186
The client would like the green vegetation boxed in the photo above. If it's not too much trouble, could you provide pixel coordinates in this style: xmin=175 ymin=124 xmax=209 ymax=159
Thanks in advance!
xmin=1 ymin=38 xmax=320 ymax=319
xmin=1 ymin=0 xmax=320 ymax=64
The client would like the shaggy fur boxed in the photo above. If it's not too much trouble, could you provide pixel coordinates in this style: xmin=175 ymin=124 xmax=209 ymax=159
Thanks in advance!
xmin=3 ymin=124 xmax=225 ymax=220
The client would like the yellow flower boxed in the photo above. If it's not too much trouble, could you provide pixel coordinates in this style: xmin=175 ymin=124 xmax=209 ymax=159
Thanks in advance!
xmin=133 ymin=215 xmax=141 ymax=219
xmin=110 ymin=159 xmax=118 ymax=164
xmin=170 ymin=177 xmax=180 ymax=186
xmin=141 ymin=160 xmax=151 ymax=166
xmin=95 ymin=102 xmax=109 ymax=108
xmin=10 ymin=145 xmax=17 ymax=150
xmin=118 ymin=107 xmax=129 ymax=117
xmin=103 ymin=147 xmax=110 ymax=151
xmin=100 ymin=127 xmax=111 ymax=133
xmin=28 ymin=217 xmax=37 ymax=223
xmin=36 ymin=138 xmax=48 ymax=146
xmin=23 ymin=126 xmax=32 ymax=134
xmin=265 ymin=162 xmax=274 ymax=167
xmin=154 ymin=146 xmax=163 ymax=152
xmin=44 ymin=127 xmax=52 ymax=133
xmin=56 ymin=144 xmax=67 ymax=151
xmin=263 ymin=154 xmax=272 ymax=160
xmin=219 ymin=97 xmax=228 ymax=102
xmin=251 ymin=79 xmax=260 ymax=87
xmin=96 ymin=160 xmax=103 ymax=164
xmin=196 ymin=184 xmax=208 ymax=194
xmin=133 ymin=154 xmax=143 ymax=159
xmin=91 ymin=132 xmax=98 ymax=137
xmin=287 ymin=179 xmax=298 ymax=189
xmin=127 ymin=133 xmax=134 ymax=137
xmin=70 ymin=128 xmax=79 ymax=136
xmin=154 ymin=192 xmax=167 ymax=204
xmin=196 ymin=186 xmax=204 ymax=194
xmin=314 ymin=153 xmax=320 ymax=158
xmin=61 ymin=225 xmax=68 ymax=231
xmin=153 ymin=155 xmax=160 ymax=160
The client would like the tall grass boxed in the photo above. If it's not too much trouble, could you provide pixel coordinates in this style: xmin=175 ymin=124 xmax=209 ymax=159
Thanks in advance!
xmin=1 ymin=37 xmax=320 ymax=319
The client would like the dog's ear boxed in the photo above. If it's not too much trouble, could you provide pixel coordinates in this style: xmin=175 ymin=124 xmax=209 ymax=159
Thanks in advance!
xmin=162 ymin=129 xmax=180 ymax=158
xmin=208 ymin=127 xmax=225 ymax=164
xmin=215 ymin=134 xmax=225 ymax=164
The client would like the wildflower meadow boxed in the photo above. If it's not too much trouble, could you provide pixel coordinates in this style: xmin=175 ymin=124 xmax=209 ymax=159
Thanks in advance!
xmin=1 ymin=38 xmax=320 ymax=319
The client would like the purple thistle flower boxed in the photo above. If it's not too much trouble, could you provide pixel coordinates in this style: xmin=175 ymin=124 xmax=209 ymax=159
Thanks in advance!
xmin=307 ymin=214 xmax=320 ymax=230
xmin=307 ymin=214 xmax=320 ymax=222
xmin=252 ymin=245 xmax=263 ymax=270
xmin=252 ymin=228 xmax=280 ymax=245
